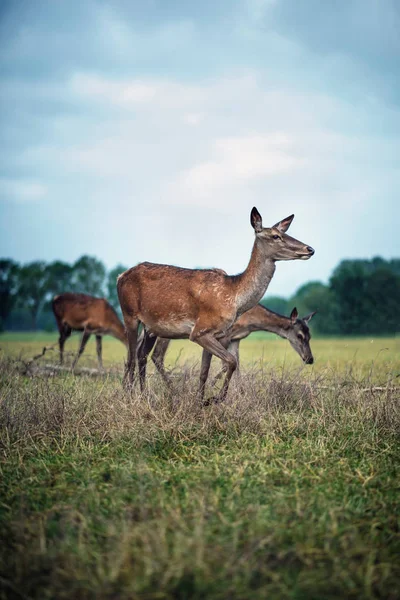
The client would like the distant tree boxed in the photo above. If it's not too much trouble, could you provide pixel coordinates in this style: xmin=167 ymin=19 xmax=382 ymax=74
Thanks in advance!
xmin=260 ymin=295 xmax=288 ymax=316
xmin=72 ymin=255 xmax=106 ymax=296
xmin=17 ymin=261 xmax=49 ymax=329
xmin=329 ymin=258 xmax=400 ymax=335
xmin=1 ymin=253 xmax=399 ymax=335
xmin=289 ymin=281 xmax=338 ymax=334
xmin=363 ymin=268 xmax=400 ymax=335
xmin=369 ymin=256 xmax=386 ymax=272
xmin=45 ymin=260 xmax=73 ymax=297
xmin=330 ymin=261 xmax=370 ymax=335
xmin=0 ymin=259 xmax=20 ymax=331
xmin=389 ymin=258 xmax=400 ymax=276
xmin=107 ymin=264 xmax=128 ymax=311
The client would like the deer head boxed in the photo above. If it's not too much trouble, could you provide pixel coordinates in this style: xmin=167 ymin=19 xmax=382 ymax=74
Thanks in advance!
xmin=285 ymin=307 xmax=316 ymax=364
xmin=250 ymin=207 xmax=315 ymax=261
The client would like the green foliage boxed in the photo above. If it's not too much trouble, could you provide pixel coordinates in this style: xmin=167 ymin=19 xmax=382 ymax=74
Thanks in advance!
xmin=16 ymin=261 xmax=49 ymax=329
xmin=1 ymin=255 xmax=399 ymax=334
xmin=0 ymin=258 xmax=19 ymax=329
xmin=388 ymin=258 xmax=400 ymax=275
xmin=330 ymin=258 xmax=400 ymax=335
xmin=261 ymin=258 xmax=400 ymax=336
xmin=107 ymin=263 xmax=128 ymax=311
xmin=289 ymin=281 xmax=338 ymax=335
xmin=45 ymin=260 xmax=73 ymax=296
xmin=259 ymin=295 xmax=288 ymax=316
xmin=72 ymin=255 xmax=106 ymax=296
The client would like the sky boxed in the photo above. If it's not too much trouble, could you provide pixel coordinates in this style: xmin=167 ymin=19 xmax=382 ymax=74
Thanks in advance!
xmin=0 ymin=0 xmax=399 ymax=297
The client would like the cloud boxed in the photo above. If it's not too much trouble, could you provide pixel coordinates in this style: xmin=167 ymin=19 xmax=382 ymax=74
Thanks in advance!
xmin=0 ymin=178 xmax=47 ymax=203
xmin=250 ymin=0 xmax=400 ymax=105
xmin=183 ymin=113 xmax=203 ymax=126
xmin=70 ymin=73 xmax=158 ymax=106
xmin=175 ymin=133 xmax=303 ymax=202
xmin=0 ymin=0 xmax=399 ymax=295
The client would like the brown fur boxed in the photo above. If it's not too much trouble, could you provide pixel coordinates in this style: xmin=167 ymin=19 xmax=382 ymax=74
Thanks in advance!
xmin=52 ymin=293 xmax=127 ymax=369
xmin=146 ymin=304 xmax=316 ymax=393
xmin=118 ymin=207 xmax=314 ymax=401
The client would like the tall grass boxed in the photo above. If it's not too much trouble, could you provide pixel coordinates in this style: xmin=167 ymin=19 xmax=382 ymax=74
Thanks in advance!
xmin=0 ymin=353 xmax=399 ymax=599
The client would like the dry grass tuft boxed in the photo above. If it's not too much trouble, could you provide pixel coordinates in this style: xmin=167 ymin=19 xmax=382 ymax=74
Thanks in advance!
xmin=1 ymin=357 xmax=399 ymax=446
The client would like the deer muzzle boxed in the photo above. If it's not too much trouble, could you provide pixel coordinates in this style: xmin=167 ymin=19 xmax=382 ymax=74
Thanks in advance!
xmin=296 ymin=246 xmax=315 ymax=259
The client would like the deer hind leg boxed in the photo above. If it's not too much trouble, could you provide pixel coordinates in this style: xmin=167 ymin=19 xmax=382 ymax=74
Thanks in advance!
xmin=151 ymin=338 xmax=173 ymax=388
xmin=56 ymin=321 xmax=71 ymax=365
xmin=72 ymin=329 xmax=91 ymax=371
xmin=137 ymin=330 xmax=157 ymax=392
xmin=192 ymin=333 xmax=237 ymax=404
xmin=95 ymin=335 xmax=103 ymax=371
xmin=227 ymin=340 xmax=245 ymax=393
xmin=199 ymin=350 xmax=212 ymax=401
xmin=123 ymin=317 xmax=139 ymax=392
xmin=209 ymin=336 xmax=232 ymax=387
xmin=228 ymin=340 xmax=240 ymax=378
xmin=206 ymin=338 xmax=246 ymax=393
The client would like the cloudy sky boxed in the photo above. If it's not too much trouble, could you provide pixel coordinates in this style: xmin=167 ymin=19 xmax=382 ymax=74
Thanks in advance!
xmin=1 ymin=0 xmax=399 ymax=297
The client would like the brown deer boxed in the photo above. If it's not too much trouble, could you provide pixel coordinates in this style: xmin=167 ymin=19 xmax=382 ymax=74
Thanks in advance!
xmin=52 ymin=293 xmax=127 ymax=370
xmin=117 ymin=207 xmax=314 ymax=401
xmin=138 ymin=305 xmax=316 ymax=389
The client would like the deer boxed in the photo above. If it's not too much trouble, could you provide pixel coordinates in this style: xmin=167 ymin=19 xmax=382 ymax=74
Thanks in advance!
xmin=117 ymin=207 xmax=315 ymax=402
xmin=52 ymin=293 xmax=127 ymax=370
xmin=137 ymin=305 xmax=316 ymax=390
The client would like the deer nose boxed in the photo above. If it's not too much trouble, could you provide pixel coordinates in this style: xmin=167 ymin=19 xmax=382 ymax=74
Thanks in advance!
xmin=305 ymin=356 xmax=314 ymax=365
xmin=306 ymin=246 xmax=315 ymax=255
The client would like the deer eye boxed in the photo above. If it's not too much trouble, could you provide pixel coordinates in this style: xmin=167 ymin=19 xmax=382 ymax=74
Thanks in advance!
xmin=273 ymin=235 xmax=280 ymax=240
xmin=297 ymin=334 xmax=303 ymax=340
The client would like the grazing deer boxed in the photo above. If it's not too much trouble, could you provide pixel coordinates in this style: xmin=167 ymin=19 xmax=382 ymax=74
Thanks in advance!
xmin=139 ymin=305 xmax=316 ymax=389
xmin=117 ymin=207 xmax=314 ymax=401
xmin=52 ymin=293 xmax=127 ymax=370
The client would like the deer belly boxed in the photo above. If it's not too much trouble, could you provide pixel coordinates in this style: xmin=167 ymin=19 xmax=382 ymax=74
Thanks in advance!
xmin=143 ymin=317 xmax=194 ymax=339
xmin=67 ymin=317 xmax=90 ymax=330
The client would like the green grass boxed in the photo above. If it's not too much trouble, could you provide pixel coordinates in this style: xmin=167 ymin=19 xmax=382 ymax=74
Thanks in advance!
xmin=0 ymin=334 xmax=399 ymax=599
xmin=1 ymin=331 xmax=399 ymax=381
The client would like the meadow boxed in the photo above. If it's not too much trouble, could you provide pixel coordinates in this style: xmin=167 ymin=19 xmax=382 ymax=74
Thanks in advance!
xmin=0 ymin=332 xmax=399 ymax=599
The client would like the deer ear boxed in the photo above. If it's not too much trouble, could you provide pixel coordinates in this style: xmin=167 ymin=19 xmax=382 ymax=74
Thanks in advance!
xmin=273 ymin=214 xmax=294 ymax=233
xmin=250 ymin=207 xmax=263 ymax=233
xmin=290 ymin=307 xmax=298 ymax=323
xmin=303 ymin=310 xmax=317 ymax=323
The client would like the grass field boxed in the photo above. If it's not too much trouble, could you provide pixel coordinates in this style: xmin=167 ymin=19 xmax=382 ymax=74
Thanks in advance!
xmin=1 ymin=331 xmax=399 ymax=381
xmin=0 ymin=332 xmax=399 ymax=599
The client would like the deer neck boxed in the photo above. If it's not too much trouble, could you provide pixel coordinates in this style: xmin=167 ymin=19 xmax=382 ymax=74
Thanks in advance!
xmin=110 ymin=320 xmax=128 ymax=347
xmin=257 ymin=308 xmax=291 ymax=340
xmin=233 ymin=238 xmax=276 ymax=317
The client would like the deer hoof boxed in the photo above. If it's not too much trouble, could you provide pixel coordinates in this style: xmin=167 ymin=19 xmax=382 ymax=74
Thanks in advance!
xmin=202 ymin=396 xmax=222 ymax=408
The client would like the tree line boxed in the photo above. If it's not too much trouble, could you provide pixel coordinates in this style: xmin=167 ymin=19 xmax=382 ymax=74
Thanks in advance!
xmin=261 ymin=257 xmax=400 ymax=336
xmin=1 ymin=255 xmax=399 ymax=335
xmin=0 ymin=256 xmax=126 ymax=332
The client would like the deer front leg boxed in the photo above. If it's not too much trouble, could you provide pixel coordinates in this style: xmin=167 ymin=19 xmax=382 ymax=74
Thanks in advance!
xmin=137 ymin=330 xmax=157 ymax=392
xmin=199 ymin=349 xmax=212 ymax=401
xmin=58 ymin=323 xmax=72 ymax=365
xmin=95 ymin=335 xmax=103 ymax=371
xmin=123 ymin=317 xmax=139 ymax=392
xmin=192 ymin=332 xmax=237 ymax=405
xmin=72 ymin=330 xmax=91 ymax=371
